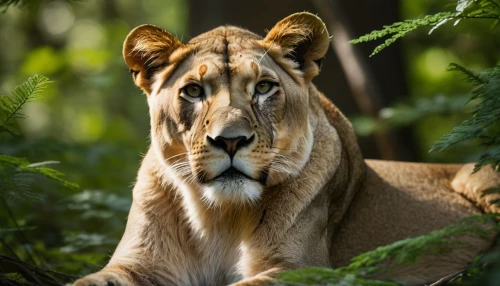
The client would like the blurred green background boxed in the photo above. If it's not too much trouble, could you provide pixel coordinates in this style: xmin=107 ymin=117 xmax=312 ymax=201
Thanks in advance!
xmin=0 ymin=0 xmax=499 ymax=280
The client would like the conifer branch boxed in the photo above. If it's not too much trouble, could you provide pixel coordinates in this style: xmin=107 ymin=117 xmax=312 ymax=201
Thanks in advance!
xmin=349 ymin=0 xmax=500 ymax=56
xmin=430 ymin=64 xmax=500 ymax=171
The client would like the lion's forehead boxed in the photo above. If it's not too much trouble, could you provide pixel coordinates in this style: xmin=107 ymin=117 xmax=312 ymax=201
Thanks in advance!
xmin=187 ymin=26 xmax=265 ymax=65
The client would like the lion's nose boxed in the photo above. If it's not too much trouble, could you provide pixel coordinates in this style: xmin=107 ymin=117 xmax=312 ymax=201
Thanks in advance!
xmin=207 ymin=135 xmax=255 ymax=159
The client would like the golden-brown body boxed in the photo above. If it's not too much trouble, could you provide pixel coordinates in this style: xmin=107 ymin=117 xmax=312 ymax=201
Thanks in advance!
xmin=73 ymin=13 xmax=500 ymax=286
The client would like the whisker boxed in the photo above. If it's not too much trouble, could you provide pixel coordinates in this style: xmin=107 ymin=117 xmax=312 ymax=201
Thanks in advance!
xmin=273 ymin=154 xmax=301 ymax=167
xmin=256 ymin=44 xmax=273 ymax=65
xmin=271 ymin=147 xmax=291 ymax=151
xmin=165 ymin=152 xmax=189 ymax=162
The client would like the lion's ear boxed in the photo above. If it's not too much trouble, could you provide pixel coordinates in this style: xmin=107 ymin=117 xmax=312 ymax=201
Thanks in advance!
xmin=263 ymin=12 xmax=330 ymax=80
xmin=123 ymin=24 xmax=183 ymax=94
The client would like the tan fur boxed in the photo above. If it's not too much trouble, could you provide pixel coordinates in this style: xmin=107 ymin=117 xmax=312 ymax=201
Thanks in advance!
xmin=73 ymin=13 xmax=499 ymax=286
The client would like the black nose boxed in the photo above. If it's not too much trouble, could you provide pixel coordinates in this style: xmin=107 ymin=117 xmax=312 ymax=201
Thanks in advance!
xmin=207 ymin=135 xmax=255 ymax=159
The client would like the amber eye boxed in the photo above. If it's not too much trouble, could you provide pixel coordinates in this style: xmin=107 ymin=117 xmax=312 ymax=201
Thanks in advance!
xmin=182 ymin=84 xmax=204 ymax=98
xmin=255 ymin=81 xmax=274 ymax=95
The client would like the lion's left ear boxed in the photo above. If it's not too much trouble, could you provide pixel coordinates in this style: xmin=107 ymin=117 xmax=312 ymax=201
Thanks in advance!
xmin=263 ymin=12 xmax=330 ymax=80
xmin=123 ymin=24 xmax=184 ymax=94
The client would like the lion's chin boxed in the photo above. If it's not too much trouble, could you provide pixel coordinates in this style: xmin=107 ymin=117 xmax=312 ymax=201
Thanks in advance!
xmin=201 ymin=177 xmax=262 ymax=207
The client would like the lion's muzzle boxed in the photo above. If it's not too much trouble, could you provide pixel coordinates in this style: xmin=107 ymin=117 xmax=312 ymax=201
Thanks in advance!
xmin=207 ymin=134 xmax=255 ymax=159
xmin=203 ymin=106 xmax=258 ymax=180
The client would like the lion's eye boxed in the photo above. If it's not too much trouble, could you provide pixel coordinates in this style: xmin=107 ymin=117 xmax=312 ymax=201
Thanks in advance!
xmin=255 ymin=81 xmax=274 ymax=95
xmin=182 ymin=84 xmax=204 ymax=98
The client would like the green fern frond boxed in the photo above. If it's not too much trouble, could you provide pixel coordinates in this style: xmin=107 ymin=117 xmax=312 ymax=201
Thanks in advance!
xmin=0 ymin=0 xmax=22 ymax=13
xmin=349 ymin=12 xmax=455 ymax=57
xmin=446 ymin=63 xmax=485 ymax=86
xmin=0 ymin=154 xmax=79 ymax=201
xmin=0 ymin=74 xmax=50 ymax=135
xmin=276 ymin=267 xmax=399 ymax=285
xmin=430 ymin=64 xmax=500 ymax=171
xmin=349 ymin=0 xmax=500 ymax=56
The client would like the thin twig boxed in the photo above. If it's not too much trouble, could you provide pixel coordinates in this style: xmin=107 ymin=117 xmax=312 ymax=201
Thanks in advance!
xmin=428 ymin=269 xmax=467 ymax=286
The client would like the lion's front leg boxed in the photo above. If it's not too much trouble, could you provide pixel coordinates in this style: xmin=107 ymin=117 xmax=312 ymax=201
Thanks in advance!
xmin=72 ymin=268 xmax=131 ymax=286
xmin=230 ymin=268 xmax=282 ymax=286
xmin=71 ymin=176 xmax=196 ymax=286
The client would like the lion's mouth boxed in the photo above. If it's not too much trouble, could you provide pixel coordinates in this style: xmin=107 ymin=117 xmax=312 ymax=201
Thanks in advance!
xmin=212 ymin=167 xmax=255 ymax=182
xmin=204 ymin=166 xmax=268 ymax=186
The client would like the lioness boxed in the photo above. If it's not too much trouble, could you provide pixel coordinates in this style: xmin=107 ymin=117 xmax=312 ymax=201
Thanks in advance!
xmin=73 ymin=12 xmax=500 ymax=286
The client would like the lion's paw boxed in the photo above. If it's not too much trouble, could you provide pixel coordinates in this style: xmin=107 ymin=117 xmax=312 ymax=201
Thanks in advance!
xmin=71 ymin=271 xmax=129 ymax=286
xmin=231 ymin=276 xmax=275 ymax=286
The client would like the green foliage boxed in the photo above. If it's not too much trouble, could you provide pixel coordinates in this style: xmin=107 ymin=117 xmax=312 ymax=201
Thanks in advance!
xmin=276 ymin=267 xmax=399 ymax=286
xmin=430 ymin=64 xmax=500 ymax=171
xmin=0 ymin=76 xmax=83 ymax=285
xmin=349 ymin=12 xmax=454 ymax=57
xmin=0 ymin=154 xmax=78 ymax=201
xmin=349 ymin=0 xmax=500 ymax=56
xmin=0 ymin=0 xmax=82 ymax=12
xmin=276 ymin=215 xmax=500 ymax=285
xmin=0 ymin=0 xmax=23 ymax=11
xmin=0 ymin=75 xmax=50 ymax=135
xmin=0 ymin=76 xmax=79 ymax=204
xmin=350 ymin=0 xmax=500 ymax=170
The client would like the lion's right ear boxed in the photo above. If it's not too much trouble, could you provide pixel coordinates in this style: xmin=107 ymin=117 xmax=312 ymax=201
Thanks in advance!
xmin=123 ymin=24 xmax=183 ymax=94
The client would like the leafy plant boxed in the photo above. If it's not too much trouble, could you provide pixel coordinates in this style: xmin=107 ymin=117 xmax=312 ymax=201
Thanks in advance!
xmin=0 ymin=75 xmax=81 ymax=285
xmin=0 ymin=74 xmax=49 ymax=136
xmin=349 ymin=0 xmax=500 ymax=57
xmin=0 ymin=155 xmax=78 ymax=201
xmin=430 ymin=64 xmax=500 ymax=171
xmin=0 ymin=0 xmax=23 ymax=11
xmin=0 ymin=75 xmax=78 ymax=201
xmin=350 ymin=0 xmax=500 ymax=172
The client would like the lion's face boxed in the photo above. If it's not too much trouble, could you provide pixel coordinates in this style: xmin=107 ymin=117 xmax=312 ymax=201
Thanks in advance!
xmin=123 ymin=14 xmax=330 ymax=206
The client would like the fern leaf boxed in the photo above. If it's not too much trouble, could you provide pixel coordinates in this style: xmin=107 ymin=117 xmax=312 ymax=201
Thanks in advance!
xmin=446 ymin=63 xmax=485 ymax=86
xmin=0 ymin=154 xmax=79 ymax=202
xmin=430 ymin=64 xmax=500 ymax=171
xmin=0 ymin=75 xmax=50 ymax=135
xmin=25 ymin=166 xmax=79 ymax=190
xmin=349 ymin=0 xmax=500 ymax=56
xmin=348 ymin=12 xmax=455 ymax=57
xmin=276 ymin=267 xmax=399 ymax=285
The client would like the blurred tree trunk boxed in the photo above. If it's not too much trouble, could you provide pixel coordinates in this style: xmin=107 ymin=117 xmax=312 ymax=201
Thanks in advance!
xmin=188 ymin=0 xmax=417 ymax=161
xmin=312 ymin=0 xmax=416 ymax=161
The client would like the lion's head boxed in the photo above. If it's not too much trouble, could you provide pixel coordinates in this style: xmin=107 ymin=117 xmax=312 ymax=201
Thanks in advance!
xmin=123 ymin=13 xmax=330 ymax=206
